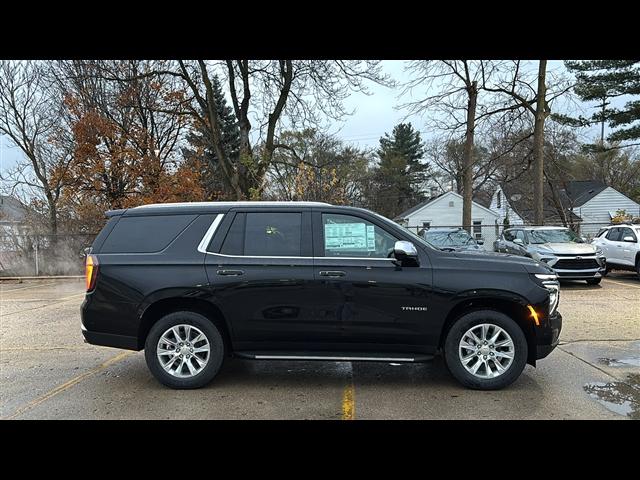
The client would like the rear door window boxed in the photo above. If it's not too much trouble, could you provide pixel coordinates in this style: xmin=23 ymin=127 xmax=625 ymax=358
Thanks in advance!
xmin=243 ymin=212 xmax=302 ymax=257
xmin=101 ymin=215 xmax=197 ymax=253
xmin=606 ymin=228 xmax=621 ymax=242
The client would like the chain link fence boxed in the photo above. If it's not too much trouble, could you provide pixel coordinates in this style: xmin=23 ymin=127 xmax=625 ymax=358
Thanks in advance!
xmin=0 ymin=233 xmax=97 ymax=277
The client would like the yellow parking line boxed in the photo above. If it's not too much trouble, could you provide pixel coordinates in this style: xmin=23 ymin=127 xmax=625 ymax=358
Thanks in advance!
xmin=341 ymin=382 xmax=355 ymax=420
xmin=604 ymin=279 xmax=640 ymax=290
xmin=2 ymin=351 xmax=134 ymax=420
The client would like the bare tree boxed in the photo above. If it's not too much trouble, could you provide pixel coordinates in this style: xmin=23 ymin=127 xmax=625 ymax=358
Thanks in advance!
xmin=164 ymin=60 xmax=391 ymax=200
xmin=0 ymin=61 xmax=73 ymax=235
xmin=482 ymin=61 xmax=574 ymax=224
xmin=402 ymin=61 xmax=505 ymax=230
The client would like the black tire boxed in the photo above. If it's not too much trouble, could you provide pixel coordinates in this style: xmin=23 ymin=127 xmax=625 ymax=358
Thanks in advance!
xmin=636 ymin=258 xmax=640 ymax=281
xmin=444 ymin=310 xmax=528 ymax=390
xmin=586 ymin=278 xmax=602 ymax=285
xmin=144 ymin=311 xmax=225 ymax=389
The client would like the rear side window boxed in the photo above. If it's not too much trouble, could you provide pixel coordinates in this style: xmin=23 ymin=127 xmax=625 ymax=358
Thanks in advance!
xmin=243 ymin=212 xmax=302 ymax=256
xmin=100 ymin=215 xmax=197 ymax=253
xmin=620 ymin=227 xmax=637 ymax=242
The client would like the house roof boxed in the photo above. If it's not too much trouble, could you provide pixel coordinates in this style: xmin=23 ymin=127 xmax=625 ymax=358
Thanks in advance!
xmin=0 ymin=195 xmax=27 ymax=223
xmin=498 ymin=183 xmax=582 ymax=224
xmin=393 ymin=193 xmax=445 ymax=220
xmin=394 ymin=191 xmax=499 ymax=221
xmin=562 ymin=181 xmax=608 ymax=207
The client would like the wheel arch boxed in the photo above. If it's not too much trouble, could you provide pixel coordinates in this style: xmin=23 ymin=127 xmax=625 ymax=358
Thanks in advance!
xmin=137 ymin=296 xmax=233 ymax=353
xmin=438 ymin=292 xmax=538 ymax=366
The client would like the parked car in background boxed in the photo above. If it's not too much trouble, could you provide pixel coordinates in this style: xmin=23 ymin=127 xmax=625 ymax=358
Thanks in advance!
xmin=421 ymin=227 xmax=484 ymax=252
xmin=494 ymin=226 xmax=606 ymax=284
xmin=592 ymin=224 xmax=640 ymax=280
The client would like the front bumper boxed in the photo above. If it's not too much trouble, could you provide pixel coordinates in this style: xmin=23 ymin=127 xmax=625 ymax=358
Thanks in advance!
xmin=535 ymin=310 xmax=562 ymax=359
xmin=552 ymin=266 xmax=606 ymax=280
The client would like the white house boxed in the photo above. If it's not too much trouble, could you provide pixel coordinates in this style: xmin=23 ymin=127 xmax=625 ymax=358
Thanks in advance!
xmin=394 ymin=191 xmax=500 ymax=248
xmin=568 ymin=182 xmax=640 ymax=236
xmin=488 ymin=185 xmax=524 ymax=226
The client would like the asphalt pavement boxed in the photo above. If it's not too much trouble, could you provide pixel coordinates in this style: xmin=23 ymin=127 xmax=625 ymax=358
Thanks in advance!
xmin=1 ymin=273 xmax=638 ymax=419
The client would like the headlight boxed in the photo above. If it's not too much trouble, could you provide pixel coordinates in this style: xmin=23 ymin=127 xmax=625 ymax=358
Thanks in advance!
xmin=546 ymin=283 xmax=560 ymax=314
xmin=596 ymin=248 xmax=603 ymax=256
xmin=535 ymin=274 xmax=560 ymax=315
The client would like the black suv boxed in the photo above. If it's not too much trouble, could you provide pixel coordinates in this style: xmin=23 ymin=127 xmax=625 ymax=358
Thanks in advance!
xmin=81 ymin=201 xmax=562 ymax=390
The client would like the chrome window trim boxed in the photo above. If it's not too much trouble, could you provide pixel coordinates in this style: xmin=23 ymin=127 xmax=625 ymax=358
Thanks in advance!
xmin=197 ymin=214 xmax=397 ymax=261
xmin=197 ymin=214 xmax=225 ymax=254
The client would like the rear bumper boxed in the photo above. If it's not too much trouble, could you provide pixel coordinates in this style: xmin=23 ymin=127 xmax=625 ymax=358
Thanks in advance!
xmin=81 ymin=327 xmax=139 ymax=350
xmin=536 ymin=310 xmax=562 ymax=359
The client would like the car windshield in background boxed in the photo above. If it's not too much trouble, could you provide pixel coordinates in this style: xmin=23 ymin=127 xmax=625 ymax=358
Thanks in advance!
xmin=528 ymin=229 xmax=583 ymax=244
xmin=425 ymin=230 xmax=475 ymax=247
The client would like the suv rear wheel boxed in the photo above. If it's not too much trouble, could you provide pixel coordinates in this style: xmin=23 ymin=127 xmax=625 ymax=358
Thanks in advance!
xmin=444 ymin=310 xmax=528 ymax=390
xmin=144 ymin=311 xmax=225 ymax=389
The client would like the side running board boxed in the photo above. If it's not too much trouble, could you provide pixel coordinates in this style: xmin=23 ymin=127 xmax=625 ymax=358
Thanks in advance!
xmin=234 ymin=352 xmax=434 ymax=363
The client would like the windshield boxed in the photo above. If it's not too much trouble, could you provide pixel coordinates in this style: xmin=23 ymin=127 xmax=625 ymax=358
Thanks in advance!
xmin=528 ymin=229 xmax=583 ymax=244
xmin=424 ymin=230 xmax=475 ymax=247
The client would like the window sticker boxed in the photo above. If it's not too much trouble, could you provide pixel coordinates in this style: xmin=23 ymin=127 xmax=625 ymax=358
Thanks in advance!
xmin=324 ymin=222 xmax=376 ymax=251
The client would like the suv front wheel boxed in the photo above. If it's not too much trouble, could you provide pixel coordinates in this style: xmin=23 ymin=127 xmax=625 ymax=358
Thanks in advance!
xmin=444 ymin=310 xmax=528 ymax=390
xmin=144 ymin=311 xmax=225 ymax=389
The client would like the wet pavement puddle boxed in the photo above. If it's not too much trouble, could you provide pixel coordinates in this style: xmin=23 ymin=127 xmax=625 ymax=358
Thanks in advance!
xmin=584 ymin=373 xmax=640 ymax=420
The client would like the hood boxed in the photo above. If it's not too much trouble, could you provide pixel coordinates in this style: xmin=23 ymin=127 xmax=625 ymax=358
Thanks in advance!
xmin=451 ymin=249 xmax=554 ymax=275
xmin=529 ymin=242 xmax=597 ymax=255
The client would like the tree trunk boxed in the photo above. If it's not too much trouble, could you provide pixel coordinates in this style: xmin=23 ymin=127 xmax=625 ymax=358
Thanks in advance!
xmin=532 ymin=60 xmax=547 ymax=225
xmin=462 ymin=81 xmax=478 ymax=232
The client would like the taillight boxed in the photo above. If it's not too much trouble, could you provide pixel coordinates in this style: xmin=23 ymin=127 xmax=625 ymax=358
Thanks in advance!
xmin=85 ymin=254 xmax=99 ymax=291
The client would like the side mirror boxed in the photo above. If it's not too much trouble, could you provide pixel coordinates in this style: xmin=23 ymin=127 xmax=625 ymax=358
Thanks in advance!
xmin=513 ymin=238 xmax=524 ymax=245
xmin=393 ymin=240 xmax=419 ymax=266
xmin=477 ymin=239 xmax=484 ymax=245
xmin=623 ymin=236 xmax=636 ymax=242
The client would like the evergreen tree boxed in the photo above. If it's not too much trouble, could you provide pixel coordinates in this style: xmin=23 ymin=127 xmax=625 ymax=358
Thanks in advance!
xmin=373 ymin=123 xmax=428 ymax=218
xmin=182 ymin=75 xmax=240 ymax=198
xmin=563 ymin=60 xmax=640 ymax=144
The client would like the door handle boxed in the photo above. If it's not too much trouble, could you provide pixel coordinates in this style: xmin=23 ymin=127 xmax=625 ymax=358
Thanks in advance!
xmin=319 ymin=270 xmax=346 ymax=277
xmin=217 ymin=269 xmax=244 ymax=276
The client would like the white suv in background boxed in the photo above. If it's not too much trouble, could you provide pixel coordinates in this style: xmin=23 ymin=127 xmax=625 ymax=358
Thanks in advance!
xmin=592 ymin=224 xmax=640 ymax=280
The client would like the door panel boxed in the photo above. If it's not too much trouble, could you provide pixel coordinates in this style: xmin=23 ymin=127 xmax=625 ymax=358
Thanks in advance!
xmin=313 ymin=258 xmax=432 ymax=348
xmin=312 ymin=210 xmax=434 ymax=350
xmin=205 ymin=210 xmax=342 ymax=350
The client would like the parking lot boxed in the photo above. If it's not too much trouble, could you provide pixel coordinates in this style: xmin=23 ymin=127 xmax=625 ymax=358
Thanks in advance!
xmin=1 ymin=274 xmax=638 ymax=420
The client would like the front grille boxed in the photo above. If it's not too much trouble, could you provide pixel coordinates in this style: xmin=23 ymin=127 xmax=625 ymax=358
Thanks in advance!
xmin=554 ymin=258 xmax=599 ymax=270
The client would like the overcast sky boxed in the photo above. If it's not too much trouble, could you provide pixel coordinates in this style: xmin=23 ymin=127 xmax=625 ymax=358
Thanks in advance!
xmin=0 ymin=60 xmax=613 ymax=178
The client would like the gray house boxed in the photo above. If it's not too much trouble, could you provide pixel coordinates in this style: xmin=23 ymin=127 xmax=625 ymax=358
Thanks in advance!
xmin=487 ymin=181 xmax=640 ymax=236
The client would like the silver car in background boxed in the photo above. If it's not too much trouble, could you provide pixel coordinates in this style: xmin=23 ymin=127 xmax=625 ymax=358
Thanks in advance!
xmin=494 ymin=226 xmax=606 ymax=284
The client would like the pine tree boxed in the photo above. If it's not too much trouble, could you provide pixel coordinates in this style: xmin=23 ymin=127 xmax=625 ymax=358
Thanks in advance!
xmin=563 ymin=60 xmax=640 ymax=144
xmin=182 ymin=75 xmax=240 ymax=199
xmin=374 ymin=123 xmax=428 ymax=218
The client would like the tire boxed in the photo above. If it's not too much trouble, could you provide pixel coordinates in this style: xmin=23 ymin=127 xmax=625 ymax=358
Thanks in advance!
xmin=444 ymin=310 xmax=528 ymax=390
xmin=636 ymin=259 xmax=640 ymax=281
xmin=586 ymin=278 xmax=602 ymax=285
xmin=144 ymin=311 xmax=225 ymax=389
